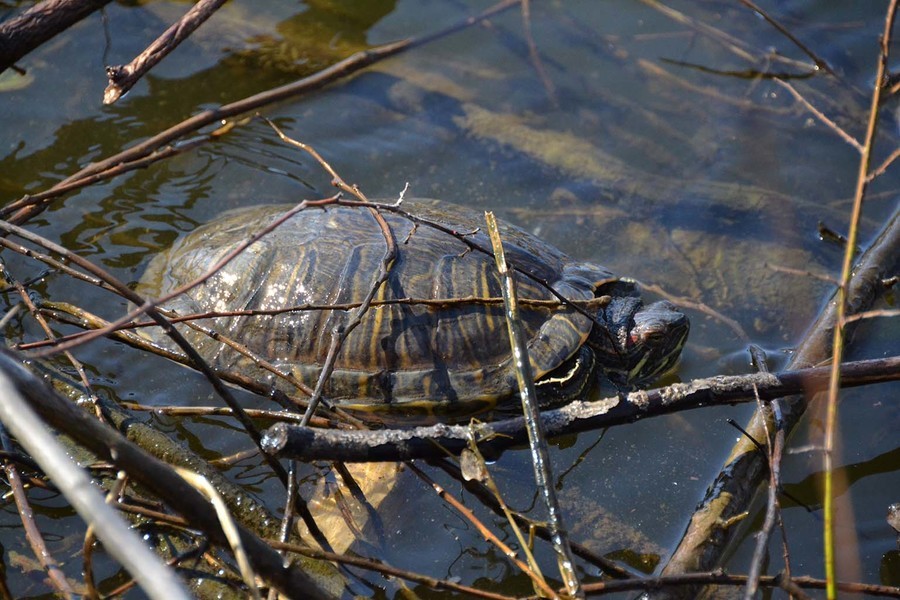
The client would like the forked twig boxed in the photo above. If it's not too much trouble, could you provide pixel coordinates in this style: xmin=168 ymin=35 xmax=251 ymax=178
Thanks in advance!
xmin=263 ymin=122 xmax=399 ymax=425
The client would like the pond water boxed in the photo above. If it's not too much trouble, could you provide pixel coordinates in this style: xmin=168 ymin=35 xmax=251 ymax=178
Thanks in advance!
xmin=0 ymin=1 xmax=897 ymax=598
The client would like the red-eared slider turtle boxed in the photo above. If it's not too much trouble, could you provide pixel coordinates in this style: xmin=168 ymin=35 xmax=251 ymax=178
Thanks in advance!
xmin=137 ymin=199 xmax=688 ymax=415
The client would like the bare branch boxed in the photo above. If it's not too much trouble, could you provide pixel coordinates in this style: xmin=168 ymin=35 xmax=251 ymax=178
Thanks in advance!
xmin=261 ymin=356 xmax=900 ymax=462
xmin=0 ymin=0 xmax=113 ymax=75
xmin=0 ymin=359 xmax=190 ymax=600
xmin=104 ymin=0 xmax=228 ymax=104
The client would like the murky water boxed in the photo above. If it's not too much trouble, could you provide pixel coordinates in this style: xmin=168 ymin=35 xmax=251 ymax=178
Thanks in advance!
xmin=0 ymin=1 xmax=897 ymax=597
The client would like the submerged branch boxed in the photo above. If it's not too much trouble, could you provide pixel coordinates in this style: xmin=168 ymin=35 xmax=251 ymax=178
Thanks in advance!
xmin=654 ymin=199 xmax=900 ymax=598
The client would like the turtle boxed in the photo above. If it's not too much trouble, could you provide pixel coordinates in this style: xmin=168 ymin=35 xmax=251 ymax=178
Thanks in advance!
xmin=136 ymin=199 xmax=689 ymax=416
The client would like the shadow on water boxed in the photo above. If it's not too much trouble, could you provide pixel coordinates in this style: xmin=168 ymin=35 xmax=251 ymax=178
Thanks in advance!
xmin=0 ymin=0 xmax=897 ymax=597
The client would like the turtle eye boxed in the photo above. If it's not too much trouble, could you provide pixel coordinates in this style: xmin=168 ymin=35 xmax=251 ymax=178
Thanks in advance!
xmin=641 ymin=329 xmax=667 ymax=345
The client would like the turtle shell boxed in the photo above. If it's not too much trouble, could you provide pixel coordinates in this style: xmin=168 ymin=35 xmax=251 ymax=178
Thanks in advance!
xmin=137 ymin=199 xmax=617 ymax=413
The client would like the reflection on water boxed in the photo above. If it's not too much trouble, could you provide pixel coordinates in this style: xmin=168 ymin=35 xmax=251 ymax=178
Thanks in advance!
xmin=0 ymin=0 xmax=897 ymax=596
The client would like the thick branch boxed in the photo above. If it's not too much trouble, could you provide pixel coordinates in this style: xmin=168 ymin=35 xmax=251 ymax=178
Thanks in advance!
xmin=261 ymin=356 xmax=900 ymax=462
xmin=0 ymin=0 xmax=113 ymax=74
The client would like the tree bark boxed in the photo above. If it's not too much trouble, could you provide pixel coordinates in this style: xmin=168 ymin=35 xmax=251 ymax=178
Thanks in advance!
xmin=0 ymin=0 xmax=113 ymax=74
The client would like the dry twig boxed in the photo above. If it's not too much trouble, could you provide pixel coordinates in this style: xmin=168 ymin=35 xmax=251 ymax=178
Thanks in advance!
xmin=486 ymin=211 xmax=580 ymax=598
xmin=822 ymin=3 xmax=898 ymax=595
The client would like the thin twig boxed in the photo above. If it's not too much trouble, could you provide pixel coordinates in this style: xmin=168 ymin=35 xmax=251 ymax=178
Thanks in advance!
xmin=0 ymin=425 xmax=74 ymax=599
xmin=268 ymin=537 xmax=518 ymax=600
xmin=743 ymin=358 xmax=788 ymax=598
xmin=774 ymin=78 xmax=863 ymax=152
xmin=842 ymin=307 xmax=900 ymax=324
xmin=83 ymin=472 xmax=128 ymax=600
xmin=520 ymin=0 xmax=558 ymax=106
xmin=178 ymin=317 xmax=317 ymax=401
xmin=736 ymin=0 xmax=835 ymax=76
xmin=823 ymin=3 xmax=899 ymax=596
xmin=639 ymin=282 xmax=749 ymax=341
xmin=463 ymin=426 xmax=551 ymax=594
xmin=404 ymin=462 xmax=561 ymax=599
xmin=18 ymin=294 xmax=609 ymax=353
xmin=868 ymin=145 xmax=900 ymax=181
xmin=578 ymin=571 xmax=900 ymax=596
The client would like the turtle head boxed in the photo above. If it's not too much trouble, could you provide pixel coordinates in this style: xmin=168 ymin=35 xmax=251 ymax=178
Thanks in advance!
xmin=588 ymin=287 xmax=689 ymax=387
